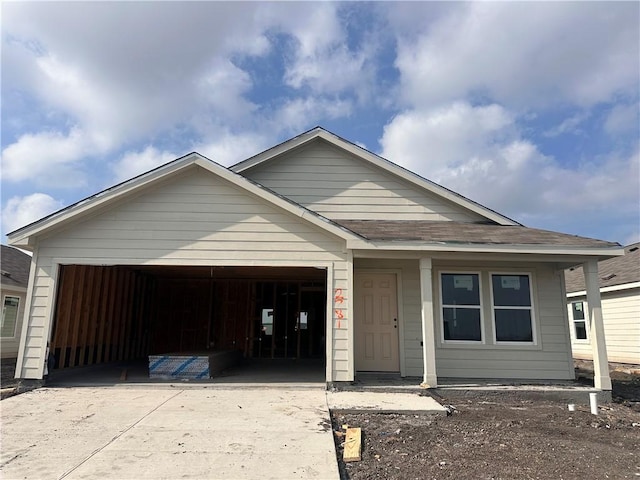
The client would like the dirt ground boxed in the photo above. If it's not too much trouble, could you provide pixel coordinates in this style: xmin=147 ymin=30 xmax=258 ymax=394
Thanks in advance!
xmin=332 ymin=365 xmax=640 ymax=480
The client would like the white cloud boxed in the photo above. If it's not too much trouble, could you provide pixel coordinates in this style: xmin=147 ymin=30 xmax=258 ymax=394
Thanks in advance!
xmin=274 ymin=97 xmax=353 ymax=134
xmin=380 ymin=102 xmax=639 ymax=228
xmin=2 ymin=193 xmax=64 ymax=234
xmin=380 ymin=102 xmax=513 ymax=174
xmin=604 ymin=102 xmax=640 ymax=136
xmin=392 ymin=2 xmax=639 ymax=109
xmin=2 ymin=2 xmax=376 ymax=189
xmin=112 ymin=146 xmax=179 ymax=183
xmin=195 ymin=130 xmax=269 ymax=167
xmin=1 ymin=127 xmax=98 ymax=186
xmin=196 ymin=60 xmax=257 ymax=123
xmin=543 ymin=112 xmax=590 ymax=138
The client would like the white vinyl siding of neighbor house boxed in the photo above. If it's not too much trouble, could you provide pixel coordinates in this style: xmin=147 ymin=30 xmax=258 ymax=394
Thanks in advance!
xmin=243 ymin=140 xmax=486 ymax=222
xmin=569 ymin=288 xmax=640 ymax=364
xmin=17 ymin=166 xmax=351 ymax=380
xmin=433 ymin=262 xmax=573 ymax=379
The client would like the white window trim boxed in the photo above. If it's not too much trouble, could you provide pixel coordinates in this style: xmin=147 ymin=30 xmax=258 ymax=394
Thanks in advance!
xmin=1 ymin=294 xmax=20 ymax=338
xmin=570 ymin=300 xmax=590 ymax=344
xmin=489 ymin=272 xmax=537 ymax=346
xmin=439 ymin=271 xmax=485 ymax=345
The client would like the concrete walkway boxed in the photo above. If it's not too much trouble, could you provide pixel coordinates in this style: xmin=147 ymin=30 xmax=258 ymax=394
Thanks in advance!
xmin=0 ymin=386 xmax=340 ymax=480
xmin=327 ymin=390 xmax=447 ymax=415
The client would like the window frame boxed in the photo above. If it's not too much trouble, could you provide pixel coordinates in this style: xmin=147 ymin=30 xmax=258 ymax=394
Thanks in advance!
xmin=438 ymin=271 xmax=485 ymax=344
xmin=570 ymin=300 xmax=590 ymax=343
xmin=1 ymin=295 xmax=21 ymax=338
xmin=489 ymin=272 xmax=537 ymax=345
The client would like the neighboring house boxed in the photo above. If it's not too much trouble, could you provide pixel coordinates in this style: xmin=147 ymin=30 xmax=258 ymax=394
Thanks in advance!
xmin=1 ymin=245 xmax=32 ymax=359
xmin=565 ymin=243 xmax=640 ymax=365
xmin=7 ymin=127 xmax=623 ymax=390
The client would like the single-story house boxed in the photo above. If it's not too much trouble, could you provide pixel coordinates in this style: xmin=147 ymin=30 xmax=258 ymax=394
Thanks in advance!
xmin=565 ymin=242 xmax=640 ymax=365
xmin=1 ymin=245 xmax=32 ymax=359
xmin=8 ymin=127 xmax=624 ymax=390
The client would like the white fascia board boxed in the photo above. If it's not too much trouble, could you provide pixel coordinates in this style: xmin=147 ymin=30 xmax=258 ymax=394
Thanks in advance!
xmin=567 ymin=281 xmax=640 ymax=298
xmin=346 ymin=239 xmax=625 ymax=257
xmin=232 ymin=128 xmax=518 ymax=226
xmin=7 ymin=155 xmax=202 ymax=248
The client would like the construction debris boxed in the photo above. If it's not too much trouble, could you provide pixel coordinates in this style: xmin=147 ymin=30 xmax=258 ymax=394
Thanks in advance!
xmin=343 ymin=427 xmax=362 ymax=462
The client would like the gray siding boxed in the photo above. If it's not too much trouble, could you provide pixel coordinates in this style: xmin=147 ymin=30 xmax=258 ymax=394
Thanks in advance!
xmin=19 ymin=166 xmax=351 ymax=380
xmin=355 ymin=258 xmax=574 ymax=380
xmin=569 ymin=288 xmax=640 ymax=364
xmin=244 ymin=140 xmax=486 ymax=222
xmin=433 ymin=261 xmax=574 ymax=379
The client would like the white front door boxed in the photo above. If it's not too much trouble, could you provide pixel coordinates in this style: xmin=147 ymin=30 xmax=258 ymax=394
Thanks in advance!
xmin=354 ymin=272 xmax=399 ymax=372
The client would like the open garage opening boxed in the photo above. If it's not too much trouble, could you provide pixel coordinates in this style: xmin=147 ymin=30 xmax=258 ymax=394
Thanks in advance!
xmin=48 ymin=265 xmax=327 ymax=382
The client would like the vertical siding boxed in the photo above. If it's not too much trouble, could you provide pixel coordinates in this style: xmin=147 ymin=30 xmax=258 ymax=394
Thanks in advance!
xmin=569 ymin=288 xmax=640 ymax=364
xmin=244 ymin=140 xmax=486 ymax=222
xmin=17 ymin=166 xmax=351 ymax=381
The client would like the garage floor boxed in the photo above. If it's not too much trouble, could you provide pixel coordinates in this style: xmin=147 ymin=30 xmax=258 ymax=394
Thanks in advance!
xmin=0 ymin=385 xmax=339 ymax=480
xmin=46 ymin=358 xmax=326 ymax=387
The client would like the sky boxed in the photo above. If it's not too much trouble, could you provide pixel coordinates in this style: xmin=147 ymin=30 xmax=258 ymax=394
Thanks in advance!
xmin=2 ymin=1 xmax=639 ymax=246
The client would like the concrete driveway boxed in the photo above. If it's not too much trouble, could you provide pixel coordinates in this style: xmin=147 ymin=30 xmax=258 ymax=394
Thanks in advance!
xmin=0 ymin=386 xmax=339 ymax=480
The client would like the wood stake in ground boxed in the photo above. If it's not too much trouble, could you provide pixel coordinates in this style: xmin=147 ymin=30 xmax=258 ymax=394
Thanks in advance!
xmin=343 ymin=427 xmax=362 ymax=462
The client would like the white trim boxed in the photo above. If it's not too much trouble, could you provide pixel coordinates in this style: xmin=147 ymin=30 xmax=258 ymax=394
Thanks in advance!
xmin=419 ymin=258 xmax=438 ymax=387
xmin=437 ymin=271 xmax=485 ymax=345
xmin=347 ymin=239 xmax=624 ymax=257
xmin=489 ymin=272 xmax=537 ymax=346
xmin=567 ymin=281 xmax=640 ymax=298
xmin=325 ymin=263 xmax=334 ymax=383
xmin=346 ymin=251 xmax=354 ymax=381
xmin=569 ymin=300 xmax=591 ymax=344
xmin=14 ymin=246 xmax=39 ymax=378
xmin=1 ymin=294 xmax=21 ymax=338
xmin=232 ymin=128 xmax=519 ymax=226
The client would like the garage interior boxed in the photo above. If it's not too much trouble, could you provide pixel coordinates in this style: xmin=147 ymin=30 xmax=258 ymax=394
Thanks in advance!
xmin=48 ymin=265 xmax=327 ymax=381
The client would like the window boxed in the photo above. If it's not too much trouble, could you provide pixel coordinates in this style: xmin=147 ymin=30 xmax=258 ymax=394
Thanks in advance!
xmin=571 ymin=301 xmax=588 ymax=340
xmin=491 ymin=274 xmax=535 ymax=343
xmin=1 ymin=296 xmax=20 ymax=338
xmin=440 ymin=273 xmax=482 ymax=342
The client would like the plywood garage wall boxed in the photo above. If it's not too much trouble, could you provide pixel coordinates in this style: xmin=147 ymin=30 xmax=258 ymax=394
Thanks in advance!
xmin=50 ymin=265 xmax=151 ymax=369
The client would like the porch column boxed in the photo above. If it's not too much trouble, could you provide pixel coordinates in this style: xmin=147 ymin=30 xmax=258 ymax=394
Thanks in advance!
xmin=583 ymin=260 xmax=612 ymax=390
xmin=419 ymin=258 xmax=438 ymax=387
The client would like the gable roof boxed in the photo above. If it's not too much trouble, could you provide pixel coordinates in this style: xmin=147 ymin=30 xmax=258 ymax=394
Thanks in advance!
xmin=565 ymin=242 xmax=640 ymax=293
xmin=6 ymin=128 xmax=625 ymax=261
xmin=1 ymin=245 xmax=31 ymax=289
xmin=7 ymin=152 xmax=363 ymax=249
xmin=231 ymin=127 xmax=520 ymax=226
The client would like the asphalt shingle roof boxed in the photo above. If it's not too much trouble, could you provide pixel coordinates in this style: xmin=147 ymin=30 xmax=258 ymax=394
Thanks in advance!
xmin=564 ymin=242 xmax=640 ymax=293
xmin=336 ymin=220 xmax=620 ymax=249
xmin=1 ymin=245 xmax=32 ymax=289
